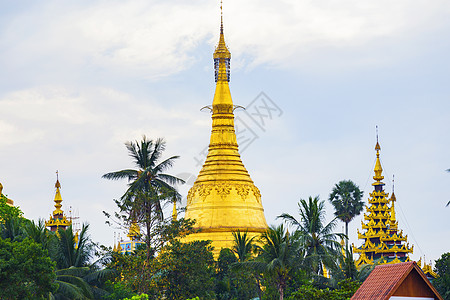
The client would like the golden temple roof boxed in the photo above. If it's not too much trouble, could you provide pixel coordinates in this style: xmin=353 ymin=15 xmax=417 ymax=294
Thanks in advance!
xmin=45 ymin=173 xmax=72 ymax=231
xmin=354 ymin=138 xmax=413 ymax=267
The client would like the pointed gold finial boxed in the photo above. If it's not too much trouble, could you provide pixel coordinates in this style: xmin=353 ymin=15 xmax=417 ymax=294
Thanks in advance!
xmin=375 ymin=125 xmax=380 ymax=152
xmin=220 ymin=0 xmax=223 ymax=33
xmin=213 ymin=0 xmax=231 ymax=83
xmin=53 ymin=171 xmax=63 ymax=215
xmin=373 ymin=127 xmax=384 ymax=185
xmin=389 ymin=175 xmax=397 ymax=228
xmin=55 ymin=170 xmax=61 ymax=188
xmin=391 ymin=175 xmax=396 ymax=201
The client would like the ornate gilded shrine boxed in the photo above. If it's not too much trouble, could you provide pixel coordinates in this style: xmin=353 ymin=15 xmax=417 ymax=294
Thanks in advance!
xmin=45 ymin=175 xmax=72 ymax=231
xmin=115 ymin=222 xmax=144 ymax=254
xmin=183 ymin=14 xmax=268 ymax=256
xmin=353 ymin=140 xmax=413 ymax=266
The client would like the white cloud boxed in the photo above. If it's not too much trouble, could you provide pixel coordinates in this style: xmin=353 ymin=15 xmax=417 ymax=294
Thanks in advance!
xmin=2 ymin=0 xmax=450 ymax=82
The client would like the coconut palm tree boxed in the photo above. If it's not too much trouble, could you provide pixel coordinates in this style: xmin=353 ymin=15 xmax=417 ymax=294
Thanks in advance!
xmin=278 ymin=196 xmax=344 ymax=276
xmin=53 ymin=224 xmax=92 ymax=269
xmin=328 ymin=180 xmax=364 ymax=249
xmin=238 ymin=225 xmax=301 ymax=300
xmin=50 ymin=225 xmax=114 ymax=299
xmin=102 ymin=136 xmax=184 ymax=258
xmin=231 ymin=230 xmax=255 ymax=263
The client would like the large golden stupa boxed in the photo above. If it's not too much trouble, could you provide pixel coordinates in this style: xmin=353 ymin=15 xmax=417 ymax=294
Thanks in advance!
xmin=183 ymin=12 xmax=268 ymax=256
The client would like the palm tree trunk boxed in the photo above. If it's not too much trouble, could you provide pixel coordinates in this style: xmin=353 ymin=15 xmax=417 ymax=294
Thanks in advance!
xmin=254 ymin=274 xmax=263 ymax=300
xmin=145 ymin=200 xmax=152 ymax=264
xmin=345 ymin=221 xmax=349 ymax=251
xmin=278 ymin=284 xmax=284 ymax=300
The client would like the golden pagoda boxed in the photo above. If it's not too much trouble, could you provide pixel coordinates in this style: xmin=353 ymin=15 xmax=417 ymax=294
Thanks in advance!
xmin=0 ymin=182 xmax=14 ymax=207
xmin=353 ymin=139 xmax=413 ymax=266
xmin=183 ymin=8 xmax=268 ymax=256
xmin=45 ymin=174 xmax=72 ymax=231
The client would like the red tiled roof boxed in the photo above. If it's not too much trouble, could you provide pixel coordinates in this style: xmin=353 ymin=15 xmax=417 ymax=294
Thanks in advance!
xmin=351 ymin=262 xmax=414 ymax=300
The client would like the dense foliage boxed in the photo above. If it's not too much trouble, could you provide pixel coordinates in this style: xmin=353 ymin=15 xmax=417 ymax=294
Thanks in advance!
xmin=288 ymin=279 xmax=361 ymax=300
xmin=3 ymin=136 xmax=446 ymax=300
xmin=434 ymin=252 xmax=450 ymax=300
xmin=0 ymin=237 xmax=57 ymax=299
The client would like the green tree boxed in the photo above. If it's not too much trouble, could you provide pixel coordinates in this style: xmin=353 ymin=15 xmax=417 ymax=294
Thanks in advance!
xmin=102 ymin=136 xmax=184 ymax=260
xmin=216 ymin=248 xmax=258 ymax=300
xmin=0 ymin=237 xmax=57 ymax=299
xmin=240 ymin=225 xmax=301 ymax=300
xmin=24 ymin=218 xmax=55 ymax=251
xmin=434 ymin=252 xmax=450 ymax=300
xmin=288 ymin=278 xmax=360 ymax=300
xmin=328 ymin=180 xmax=364 ymax=249
xmin=52 ymin=224 xmax=93 ymax=269
xmin=104 ymin=218 xmax=197 ymax=297
xmin=231 ymin=230 xmax=264 ymax=299
xmin=279 ymin=196 xmax=344 ymax=276
xmin=156 ymin=240 xmax=216 ymax=299
xmin=50 ymin=224 xmax=113 ymax=299
xmin=231 ymin=230 xmax=255 ymax=262
xmin=0 ymin=195 xmax=28 ymax=241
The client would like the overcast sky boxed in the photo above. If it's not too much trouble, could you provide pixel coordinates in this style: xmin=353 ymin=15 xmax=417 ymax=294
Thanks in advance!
xmin=1 ymin=0 xmax=449 ymax=263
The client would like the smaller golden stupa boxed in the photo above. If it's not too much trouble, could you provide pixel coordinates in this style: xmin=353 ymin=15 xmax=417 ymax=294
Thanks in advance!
xmin=45 ymin=172 xmax=72 ymax=231
xmin=0 ymin=182 xmax=15 ymax=207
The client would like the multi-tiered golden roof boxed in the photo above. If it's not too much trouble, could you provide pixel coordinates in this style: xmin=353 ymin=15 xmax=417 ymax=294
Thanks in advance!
xmin=183 ymin=12 xmax=268 ymax=256
xmin=353 ymin=140 xmax=413 ymax=266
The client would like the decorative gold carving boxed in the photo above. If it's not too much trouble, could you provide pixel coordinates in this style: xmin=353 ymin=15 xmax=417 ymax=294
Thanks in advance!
xmin=251 ymin=186 xmax=261 ymax=203
xmin=215 ymin=183 xmax=232 ymax=198
xmin=199 ymin=185 xmax=213 ymax=200
xmin=235 ymin=184 xmax=250 ymax=200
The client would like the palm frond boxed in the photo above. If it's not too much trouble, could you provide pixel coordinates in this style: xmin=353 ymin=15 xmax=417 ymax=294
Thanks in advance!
xmin=156 ymin=173 xmax=185 ymax=185
xmin=102 ymin=169 xmax=138 ymax=181
xmin=153 ymin=156 xmax=180 ymax=174
xmin=83 ymin=268 xmax=116 ymax=283
xmin=56 ymin=275 xmax=93 ymax=299
xmin=148 ymin=138 xmax=166 ymax=168
xmin=54 ymin=280 xmax=86 ymax=300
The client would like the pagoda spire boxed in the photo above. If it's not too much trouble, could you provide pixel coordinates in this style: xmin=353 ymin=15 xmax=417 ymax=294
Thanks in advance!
xmin=390 ymin=176 xmax=397 ymax=219
xmin=45 ymin=171 xmax=72 ymax=231
xmin=373 ymin=128 xmax=384 ymax=186
xmin=53 ymin=172 xmax=63 ymax=216
xmin=183 ymin=3 xmax=268 ymax=257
